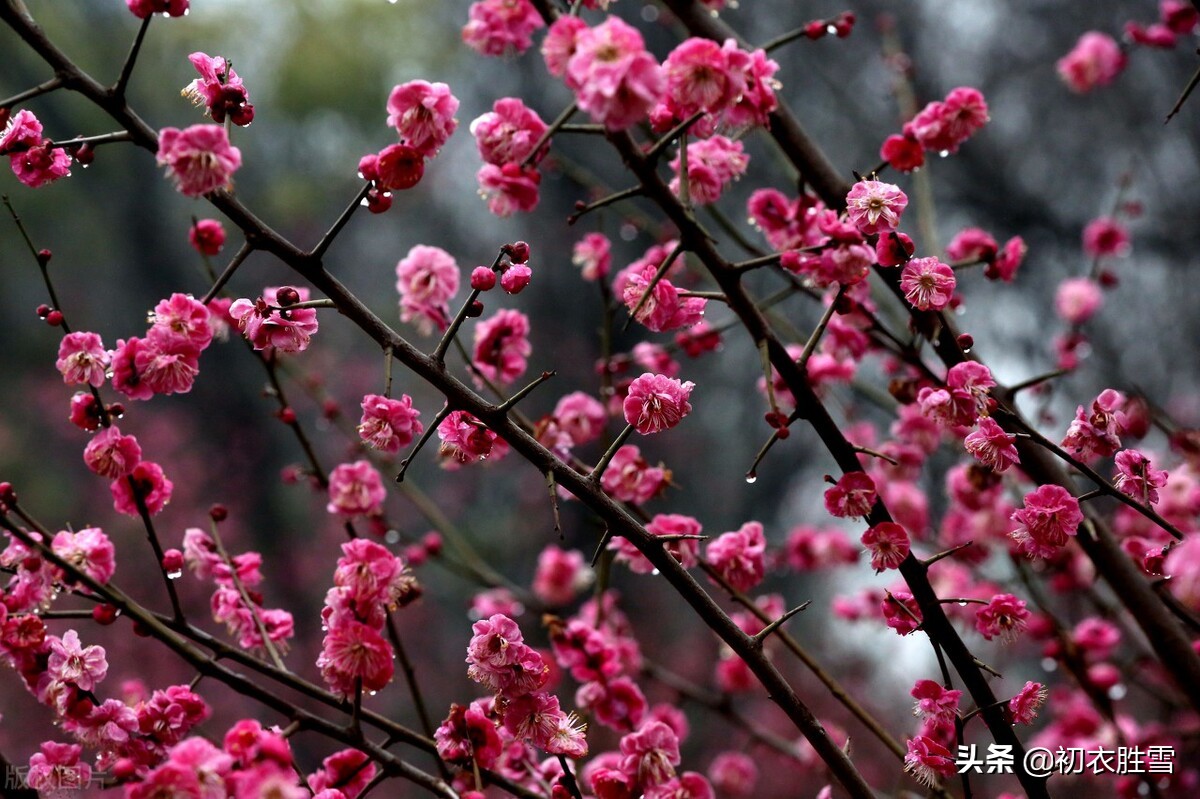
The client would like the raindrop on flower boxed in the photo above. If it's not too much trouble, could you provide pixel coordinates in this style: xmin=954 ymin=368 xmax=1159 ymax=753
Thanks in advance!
xmin=651 ymin=568 xmax=661 ymax=576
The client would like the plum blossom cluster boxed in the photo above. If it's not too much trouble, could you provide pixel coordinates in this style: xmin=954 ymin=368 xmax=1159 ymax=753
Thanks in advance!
xmin=317 ymin=539 xmax=419 ymax=697
xmin=182 ymin=52 xmax=254 ymax=126
xmin=0 ymin=109 xmax=72 ymax=188
xmin=945 ymin=226 xmax=1027 ymax=283
xmin=182 ymin=525 xmax=295 ymax=654
xmin=472 ymin=97 xmax=548 ymax=216
xmin=1057 ymin=3 xmax=1197 ymax=93
xmin=879 ymin=86 xmax=989 ymax=172
xmin=229 ymin=286 xmax=319 ymax=353
xmin=358 ymin=80 xmax=460 ymax=210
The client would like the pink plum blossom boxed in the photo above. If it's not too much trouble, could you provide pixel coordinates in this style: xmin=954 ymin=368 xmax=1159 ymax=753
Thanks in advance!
xmin=964 ymin=417 xmax=1020 ymax=473
xmin=386 ymin=81 xmax=459 ymax=158
xmin=471 ymin=97 xmax=549 ymax=166
xmin=1054 ymin=277 xmax=1104 ymax=324
xmin=357 ymin=394 xmax=423 ymax=454
xmin=669 ymin=135 xmax=748 ymax=205
xmin=56 ymin=332 xmax=110 ymax=387
xmin=83 ymin=426 xmax=142 ymax=478
xmin=861 ymin=522 xmax=910 ymax=571
xmin=899 ymin=257 xmax=956 ymax=311
xmin=472 ymin=309 xmax=532 ymax=386
xmin=326 ymin=460 xmax=387 ymax=517
xmin=844 ymin=180 xmax=908 ymax=235
xmin=395 ymin=245 xmax=460 ymax=334
xmin=229 ymin=287 xmax=320 ymax=353
xmin=566 ymin=18 xmax=665 ymax=131
xmin=1010 ymin=485 xmax=1083 ymax=559
xmin=623 ymin=373 xmax=695 ymax=435
xmin=705 ymin=521 xmax=766 ymax=592
xmin=462 ymin=0 xmax=545 ymax=57
xmin=1057 ymin=32 xmax=1126 ymax=93
xmin=156 ymin=124 xmax=242 ymax=197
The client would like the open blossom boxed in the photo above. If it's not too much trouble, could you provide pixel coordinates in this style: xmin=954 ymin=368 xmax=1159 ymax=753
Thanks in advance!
xmin=183 ymin=52 xmax=254 ymax=126
xmin=542 ymin=15 xmax=588 ymax=77
xmin=438 ymin=411 xmax=507 ymax=467
xmin=907 ymin=87 xmax=989 ymax=154
xmin=156 ymin=124 xmax=241 ymax=197
xmin=533 ymin=545 xmax=591 ymax=606
xmin=824 ymin=472 xmax=876 ymax=518
xmin=917 ymin=361 xmax=995 ymax=428
xmin=317 ymin=619 xmax=395 ymax=697
xmin=1 ymin=108 xmax=73 ymax=188
xmin=1058 ymin=32 xmax=1126 ymax=93
xmin=1113 ymin=449 xmax=1168 ymax=504
xmin=989 ymin=236 xmax=1027 ymax=282
xmin=149 ymin=293 xmax=214 ymax=355
xmin=472 ymin=309 xmax=532 ymax=386
xmin=620 ymin=721 xmax=681 ymax=788
xmin=573 ymin=232 xmax=612 ymax=281
xmin=662 ymin=38 xmax=749 ymax=120
xmin=612 ymin=513 xmax=701 ymax=574
xmin=386 ymin=81 xmax=459 ymax=158
xmin=1010 ymin=484 xmax=1083 ymax=558
xmin=900 ymin=257 xmax=956 ymax=311
xmin=624 ymin=373 xmax=695 ymax=435
xmin=83 ymin=426 xmax=142 ymax=478
xmin=396 ymin=245 xmax=460 ymax=333
xmin=27 ymin=742 xmax=90 ymax=794
xmin=669 ymin=135 xmax=748 ymax=205
xmin=111 ymin=460 xmax=173 ymax=516
xmin=1054 ymin=277 xmax=1103 ymax=324
xmin=623 ymin=263 xmax=707 ymax=333
xmin=1061 ymin=389 xmax=1126 ymax=462
xmin=56 ymin=332 xmax=110 ymax=387
xmin=880 ymin=131 xmax=925 ymax=172
xmin=478 ymin=162 xmax=542 ymax=217
xmin=472 ymin=97 xmax=549 ymax=166
xmin=334 ymin=539 xmax=420 ymax=617
xmin=975 ymin=593 xmax=1030 ymax=641
xmin=553 ymin=391 xmax=606 ymax=447
xmin=358 ymin=394 xmax=422 ymax=454
xmin=1007 ymin=681 xmax=1047 ymax=725
xmin=861 ymin=522 xmax=910 ymax=572
xmin=724 ymin=47 xmax=780 ymax=129
xmin=462 ymin=0 xmax=545 ymax=57
xmin=964 ymin=417 xmax=1020 ymax=473
xmin=229 ymin=286 xmax=320 ymax=353
xmin=466 ymin=614 xmax=548 ymax=697
xmin=436 ymin=702 xmax=503 ymax=767
xmin=911 ymin=679 xmax=961 ymax=722
xmin=47 ymin=629 xmax=108 ymax=691
xmin=566 ymin=17 xmax=665 ymax=131
xmin=51 ymin=527 xmax=116 ymax=585
xmin=903 ymin=735 xmax=956 ymax=786
xmin=600 ymin=445 xmax=670 ymax=504
xmin=844 ymin=180 xmax=908 ymax=235
xmin=706 ymin=521 xmax=766 ymax=592
xmin=327 ymin=460 xmax=386 ymax=517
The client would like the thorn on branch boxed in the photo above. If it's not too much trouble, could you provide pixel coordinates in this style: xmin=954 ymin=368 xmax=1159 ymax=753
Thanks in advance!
xmin=922 ymin=541 xmax=973 ymax=567
xmin=498 ymin=370 xmax=556 ymax=414
xmin=624 ymin=240 xmax=686 ymax=332
xmin=546 ymin=470 xmax=562 ymax=537
xmin=752 ymin=601 xmax=811 ymax=648
xmin=521 ymin=102 xmax=575 ymax=169
xmin=590 ymin=526 xmax=613 ymax=568
xmin=396 ymin=404 xmax=452 ymax=483
xmin=568 ymin=185 xmax=643 ymax=225
xmin=588 ymin=423 xmax=634 ymax=485
xmin=1165 ymin=52 xmax=1200 ymax=124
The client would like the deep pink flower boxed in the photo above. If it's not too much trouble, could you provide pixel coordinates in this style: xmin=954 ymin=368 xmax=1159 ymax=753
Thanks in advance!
xmin=156 ymin=124 xmax=241 ymax=197
xmin=318 ymin=620 xmax=395 ymax=697
xmin=1164 ymin=535 xmax=1200 ymax=611
xmin=875 ymin=231 xmax=915 ymax=267
xmin=611 ymin=513 xmax=701 ymax=574
xmin=908 ymin=87 xmax=989 ymax=154
xmin=899 ymin=257 xmax=956 ymax=311
xmin=1072 ymin=617 xmax=1121 ymax=659
xmin=566 ymin=18 xmax=665 ymax=131
xmin=1061 ymin=388 xmax=1126 ymax=462
xmin=8 ymin=140 xmax=72 ymax=188
xmin=500 ymin=263 xmax=532 ymax=294
xmin=669 ymin=135 xmax=748 ymax=205
xmin=619 ymin=721 xmax=681 ymax=788
xmin=472 ymin=309 xmax=532 ymax=386
xmin=51 ymin=527 xmax=116 ymax=586
xmin=472 ymin=97 xmax=549 ymax=166
xmin=56 ymin=332 xmax=110 ymax=387
xmin=974 ymin=593 xmax=1030 ymax=641
xmin=1162 ymin=0 xmax=1200 ymax=34
xmin=466 ymin=614 xmax=548 ymax=697
xmin=326 ymin=460 xmax=387 ymax=517
xmin=622 ymin=264 xmax=707 ymax=333
xmin=395 ymin=245 xmax=460 ymax=334
xmin=824 ymin=472 xmax=876 ymax=518
xmin=910 ymin=679 xmax=961 ymax=722
xmin=1007 ymin=681 xmax=1047 ymax=725
xmin=573 ymin=232 xmax=612 ymax=281
xmin=306 ymin=750 xmax=374 ymax=799
xmin=1009 ymin=484 xmax=1083 ymax=559
xmin=964 ymin=417 xmax=1020 ymax=473
xmin=126 ymin=0 xmax=189 ymax=18
xmin=946 ymin=227 xmax=998 ymax=262
xmin=149 ymin=293 xmax=213 ymax=355
xmin=724 ymin=47 xmax=780 ymax=129
xmin=83 ymin=426 xmax=142 ymax=479
xmin=623 ymin=373 xmax=695 ymax=435
xmin=707 ymin=752 xmax=757 ymax=799
xmin=553 ymin=391 xmax=606 ymax=447
xmin=477 ymin=162 xmax=541 ymax=217
xmin=845 ymin=180 xmax=908 ymax=235
xmin=229 ymin=286 xmax=320 ymax=353
xmin=188 ymin=219 xmax=226 ymax=256
xmin=706 ymin=521 xmax=766 ymax=592
xmin=386 ymin=81 xmax=459 ymax=159
xmin=533 ymin=545 xmax=590 ymax=606
xmin=28 ymin=741 xmax=90 ymax=794
xmin=1113 ymin=449 xmax=1168 ymax=505
xmin=334 ymin=538 xmax=420 ymax=616
xmin=374 ymin=143 xmax=424 ymax=191
xmin=1057 ymin=32 xmax=1126 ymax=93
xmin=357 ymin=394 xmax=423 ymax=454
xmin=880 ymin=132 xmax=925 ymax=172
xmin=183 ymin=52 xmax=254 ymax=126
xmin=462 ymin=0 xmax=545 ymax=57
xmin=882 ymin=590 xmax=923 ymax=635
xmin=1054 ymin=277 xmax=1103 ymax=324
xmin=903 ymin=735 xmax=956 ymax=786
xmin=542 ymin=15 xmax=589 ymax=77
xmin=989 ymin=236 xmax=1027 ymax=282
xmin=437 ymin=411 xmax=507 ymax=467
xmin=110 ymin=460 xmax=173 ymax=516
xmin=435 ymin=702 xmax=503 ymax=767
xmin=861 ymin=522 xmax=910 ymax=572
xmin=1127 ymin=20 xmax=1178 ymax=48
xmin=1082 ymin=217 xmax=1131 ymax=257
xmin=577 ymin=676 xmax=648 ymax=734
xmin=600 ymin=445 xmax=670 ymax=504
xmin=644 ymin=773 xmax=714 ymax=799
xmin=662 ymin=38 xmax=749 ymax=120
xmin=47 ymin=629 xmax=108 ymax=691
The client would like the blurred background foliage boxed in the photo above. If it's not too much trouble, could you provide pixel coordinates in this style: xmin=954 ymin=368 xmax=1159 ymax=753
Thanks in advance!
xmin=1 ymin=1 xmax=1199 ymax=794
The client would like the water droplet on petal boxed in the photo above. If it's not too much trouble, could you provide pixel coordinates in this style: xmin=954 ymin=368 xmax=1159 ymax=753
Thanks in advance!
xmin=962 ymin=346 xmax=972 ymax=353
xmin=650 ymin=568 xmax=660 ymax=576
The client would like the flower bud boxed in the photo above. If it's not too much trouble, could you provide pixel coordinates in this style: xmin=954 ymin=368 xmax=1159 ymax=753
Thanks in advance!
xmin=93 ymin=604 xmax=120 ymax=625
xmin=470 ymin=266 xmax=497 ymax=291
xmin=275 ymin=287 xmax=301 ymax=307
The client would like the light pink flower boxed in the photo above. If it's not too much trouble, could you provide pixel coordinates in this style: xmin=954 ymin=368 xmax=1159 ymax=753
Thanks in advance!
xmin=553 ymin=391 xmax=606 ymax=447
xmin=110 ymin=460 xmax=173 ymax=516
xmin=1113 ymin=449 xmax=1168 ymax=505
xmin=845 ymin=180 xmax=908 ymax=235
xmin=724 ymin=48 xmax=780 ymax=129
xmin=542 ymin=15 xmax=589 ymax=77
xmin=51 ymin=527 xmax=116 ymax=586
xmin=900 ymin=257 xmax=956 ymax=311
xmin=357 ymin=394 xmax=423 ymax=454
xmin=706 ymin=521 xmax=766 ymax=592
xmin=395 ymin=245 xmax=460 ymax=334
xmin=623 ymin=373 xmax=695 ymax=435
xmin=477 ymin=162 xmax=541 ymax=217
xmin=669 ymin=135 xmax=748 ymax=205
xmin=573 ymin=232 xmax=612 ymax=281
xmin=83 ymin=426 xmax=142 ymax=479
xmin=334 ymin=539 xmax=420 ymax=617
xmin=386 ymin=81 xmax=459 ymax=158
xmin=471 ymin=97 xmax=549 ymax=166
xmin=566 ymin=18 xmax=665 ymax=131
xmin=600 ymin=445 xmax=670 ymax=504
xmin=964 ymin=417 xmax=1020 ymax=473
xmin=1057 ymin=32 xmax=1126 ymax=93
xmin=861 ymin=522 xmax=910 ymax=571
xmin=466 ymin=614 xmax=548 ymax=697
xmin=1164 ymin=535 xmax=1200 ymax=611
xmin=156 ymin=124 xmax=241 ymax=197
xmin=0 ymin=108 xmax=44 ymax=152
xmin=1009 ymin=484 xmax=1083 ymax=559
xmin=619 ymin=721 xmax=681 ymax=787
xmin=708 ymin=752 xmax=757 ymax=799
xmin=1054 ymin=277 xmax=1103 ymax=324
xmin=229 ymin=286 xmax=320 ymax=353
xmin=824 ymin=472 xmax=876 ymax=518
xmin=472 ymin=308 xmax=532 ymax=386
xmin=56 ymin=332 xmax=110 ymax=387
xmin=326 ymin=460 xmax=387 ymax=517
xmin=462 ymin=0 xmax=545 ymax=57
xmin=47 ymin=629 xmax=108 ymax=691
xmin=975 ymin=593 xmax=1030 ymax=641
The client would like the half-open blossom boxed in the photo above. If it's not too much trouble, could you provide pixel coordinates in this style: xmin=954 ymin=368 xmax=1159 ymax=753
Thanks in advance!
xmin=964 ymin=417 xmax=1020 ymax=473
xmin=907 ymin=87 xmax=989 ymax=154
xmin=989 ymin=236 xmax=1027 ymax=282
xmin=1010 ymin=484 xmax=1083 ymax=559
xmin=845 ymin=180 xmax=908 ymax=235
xmin=358 ymin=394 xmax=422 ymax=454
xmin=1082 ymin=217 xmax=1131 ymax=257
xmin=669 ymin=135 xmax=748 ymax=205
xmin=880 ymin=132 xmax=925 ymax=172
xmin=183 ymin=52 xmax=253 ymax=126
xmin=47 ymin=629 xmax=108 ymax=691
xmin=396 ymin=245 xmax=460 ymax=333
xmin=975 ymin=593 xmax=1030 ymax=641
xmin=386 ymin=81 xmax=459 ymax=158
xmin=903 ymin=735 xmax=956 ymax=786
xmin=573 ymin=232 xmax=612 ymax=281
xmin=622 ymin=264 xmax=707 ymax=333
xmin=623 ymin=373 xmax=695 ymax=435
xmin=619 ymin=721 xmax=681 ymax=788
xmin=27 ymin=742 xmax=90 ymax=795
xmin=471 ymin=97 xmax=549 ymax=167
xmin=56 ymin=332 xmax=110 ymax=387
xmin=156 ymin=124 xmax=241 ymax=197
xmin=438 ymin=411 xmax=507 ymax=467
xmin=229 ymin=286 xmax=320 ymax=352
xmin=553 ymin=391 xmax=606 ymax=447
xmin=327 ymin=461 xmax=386 ymax=518
xmin=466 ymin=614 xmax=548 ymax=697
xmin=566 ymin=17 xmax=665 ymax=131
xmin=661 ymin=38 xmax=749 ymax=120
xmin=910 ymin=679 xmax=961 ymax=722
xmin=1054 ymin=277 xmax=1103 ymax=324
xmin=611 ymin=513 xmax=700 ymax=575
xmin=946 ymin=228 xmax=997 ymax=262
xmin=1 ymin=109 xmax=73 ymax=188
xmin=1057 ymin=32 xmax=1126 ymax=93
xmin=533 ymin=546 xmax=591 ymax=606
xmin=600 ymin=445 xmax=670 ymax=504
xmin=111 ymin=460 xmax=173 ymax=516
xmin=317 ymin=619 xmax=395 ymax=697
xmin=83 ymin=426 xmax=142 ymax=479
xmin=1061 ymin=389 xmax=1126 ymax=462
xmin=436 ymin=702 xmax=503 ymax=767
xmin=861 ymin=522 xmax=910 ymax=572
xmin=462 ymin=0 xmax=545 ymax=57
xmin=824 ymin=472 xmax=876 ymax=518
xmin=1007 ymin=681 xmax=1047 ymax=725
xmin=705 ymin=521 xmax=766 ymax=592
xmin=1113 ymin=449 xmax=1168 ymax=505
xmin=149 ymin=293 xmax=213 ymax=355
xmin=900 ymin=257 xmax=956 ymax=311
xmin=542 ymin=15 xmax=588 ymax=77
xmin=472 ymin=309 xmax=531 ymax=386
